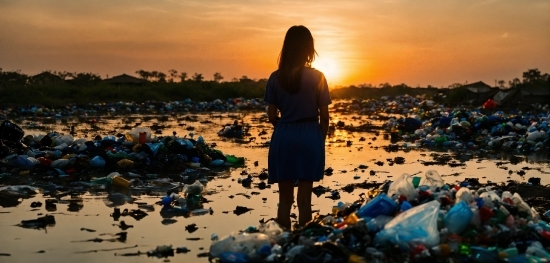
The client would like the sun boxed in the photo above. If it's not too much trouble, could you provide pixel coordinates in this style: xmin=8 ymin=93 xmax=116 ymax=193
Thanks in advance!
xmin=312 ymin=56 xmax=341 ymax=83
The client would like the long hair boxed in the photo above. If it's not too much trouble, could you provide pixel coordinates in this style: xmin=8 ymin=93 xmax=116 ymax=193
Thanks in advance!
xmin=277 ymin=25 xmax=316 ymax=94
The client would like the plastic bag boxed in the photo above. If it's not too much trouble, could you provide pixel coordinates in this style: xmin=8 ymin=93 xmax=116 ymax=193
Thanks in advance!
xmin=356 ymin=193 xmax=397 ymax=220
xmin=511 ymin=193 xmax=540 ymax=222
xmin=51 ymin=159 xmax=70 ymax=169
xmin=374 ymin=200 xmax=440 ymax=249
xmin=420 ymin=170 xmax=444 ymax=189
xmin=209 ymin=232 xmax=270 ymax=258
xmin=258 ymin=221 xmax=284 ymax=243
xmin=55 ymin=134 xmax=74 ymax=145
xmin=387 ymin=173 xmax=418 ymax=200
xmin=11 ymin=155 xmax=34 ymax=170
xmin=444 ymin=201 xmax=473 ymax=234
xmin=455 ymin=187 xmax=474 ymax=204
xmin=145 ymin=143 xmax=162 ymax=156
xmin=90 ymin=155 xmax=106 ymax=168
xmin=184 ymin=180 xmax=204 ymax=196
xmin=27 ymin=157 xmax=40 ymax=166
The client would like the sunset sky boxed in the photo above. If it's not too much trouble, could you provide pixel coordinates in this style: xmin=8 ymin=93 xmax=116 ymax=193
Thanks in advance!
xmin=1 ymin=0 xmax=549 ymax=87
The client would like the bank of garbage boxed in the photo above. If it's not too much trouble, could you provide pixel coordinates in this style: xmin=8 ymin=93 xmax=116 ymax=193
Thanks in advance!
xmin=384 ymin=109 xmax=549 ymax=153
xmin=0 ymin=120 xmax=245 ymax=182
xmin=209 ymin=170 xmax=550 ymax=263
xmin=0 ymin=98 xmax=266 ymax=118
xmin=2 ymin=96 xmax=549 ymax=155
xmin=329 ymin=96 xmax=550 ymax=154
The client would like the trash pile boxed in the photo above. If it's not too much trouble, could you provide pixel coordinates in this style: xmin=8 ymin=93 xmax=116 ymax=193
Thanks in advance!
xmin=218 ymin=120 xmax=250 ymax=138
xmin=209 ymin=170 xmax=550 ymax=263
xmin=384 ymin=109 xmax=549 ymax=153
xmin=0 ymin=120 xmax=245 ymax=180
xmin=0 ymin=98 xmax=267 ymax=118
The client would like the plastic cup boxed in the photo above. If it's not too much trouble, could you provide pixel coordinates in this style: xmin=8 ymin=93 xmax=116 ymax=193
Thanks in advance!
xmin=139 ymin=132 xmax=146 ymax=144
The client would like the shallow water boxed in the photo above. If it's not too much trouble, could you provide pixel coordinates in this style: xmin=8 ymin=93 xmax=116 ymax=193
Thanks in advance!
xmin=1 ymin=110 xmax=549 ymax=262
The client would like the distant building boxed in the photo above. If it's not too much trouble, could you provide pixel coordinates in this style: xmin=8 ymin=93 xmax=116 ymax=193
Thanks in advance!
xmin=104 ymin=74 xmax=145 ymax=85
xmin=519 ymin=85 xmax=550 ymax=104
xmin=494 ymin=85 xmax=550 ymax=109
xmin=461 ymin=81 xmax=499 ymax=105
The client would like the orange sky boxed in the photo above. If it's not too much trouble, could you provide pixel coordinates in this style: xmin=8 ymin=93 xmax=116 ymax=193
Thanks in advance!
xmin=1 ymin=0 xmax=549 ymax=87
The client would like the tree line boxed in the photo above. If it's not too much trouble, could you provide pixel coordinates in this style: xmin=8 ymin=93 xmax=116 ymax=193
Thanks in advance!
xmin=0 ymin=67 xmax=547 ymax=107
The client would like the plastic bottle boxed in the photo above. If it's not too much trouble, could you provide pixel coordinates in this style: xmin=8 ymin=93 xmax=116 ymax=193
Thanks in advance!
xmin=225 ymin=155 xmax=245 ymax=164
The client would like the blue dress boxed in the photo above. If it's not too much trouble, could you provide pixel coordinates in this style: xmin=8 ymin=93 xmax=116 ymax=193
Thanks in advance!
xmin=264 ymin=67 xmax=332 ymax=183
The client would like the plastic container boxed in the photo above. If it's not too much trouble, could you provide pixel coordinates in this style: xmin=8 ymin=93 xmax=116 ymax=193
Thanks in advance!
xmin=111 ymin=176 xmax=131 ymax=188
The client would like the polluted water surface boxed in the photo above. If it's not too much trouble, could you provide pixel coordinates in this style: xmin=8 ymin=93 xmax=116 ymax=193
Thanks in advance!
xmin=0 ymin=100 xmax=549 ymax=262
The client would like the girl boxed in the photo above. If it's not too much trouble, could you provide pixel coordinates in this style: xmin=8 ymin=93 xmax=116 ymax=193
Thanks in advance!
xmin=264 ymin=25 xmax=331 ymax=229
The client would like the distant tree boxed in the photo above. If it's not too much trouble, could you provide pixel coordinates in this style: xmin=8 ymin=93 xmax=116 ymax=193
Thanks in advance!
xmin=231 ymin=77 xmax=239 ymax=82
xmin=70 ymin=72 xmax=102 ymax=86
xmin=179 ymin=72 xmax=188 ymax=82
xmin=150 ymin=71 xmax=159 ymax=81
xmin=168 ymin=69 xmax=178 ymax=83
xmin=359 ymin=83 xmax=374 ymax=88
xmin=542 ymin=73 xmax=550 ymax=82
xmin=522 ymin=68 xmax=542 ymax=84
xmin=497 ymin=80 xmax=506 ymax=88
xmin=136 ymin=70 xmax=151 ymax=81
xmin=157 ymin=72 xmax=167 ymax=83
xmin=0 ymin=69 xmax=28 ymax=87
xmin=509 ymin=78 xmax=521 ymax=88
xmin=192 ymin=73 xmax=204 ymax=82
xmin=239 ymin=75 xmax=253 ymax=83
xmin=213 ymin=72 xmax=224 ymax=83
xmin=379 ymin=83 xmax=391 ymax=88
xmin=54 ymin=71 xmax=73 ymax=80
xmin=448 ymin=83 xmax=463 ymax=89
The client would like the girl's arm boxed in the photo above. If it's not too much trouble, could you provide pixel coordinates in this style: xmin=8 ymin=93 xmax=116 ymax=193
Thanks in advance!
xmin=267 ymin=104 xmax=279 ymax=127
xmin=319 ymin=105 xmax=329 ymax=140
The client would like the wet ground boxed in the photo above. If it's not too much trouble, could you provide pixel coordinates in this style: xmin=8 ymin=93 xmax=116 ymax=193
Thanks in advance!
xmin=1 ymin=110 xmax=549 ymax=262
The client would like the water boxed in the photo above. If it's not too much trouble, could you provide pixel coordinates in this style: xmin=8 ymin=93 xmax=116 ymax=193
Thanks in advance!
xmin=1 ymin=110 xmax=549 ymax=262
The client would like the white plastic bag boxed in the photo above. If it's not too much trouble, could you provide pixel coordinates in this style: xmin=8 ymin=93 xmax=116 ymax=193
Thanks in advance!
xmin=209 ymin=232 xmax=270 ymax=258
xmin=128 ymin=127 xmax=152 ymax=143
xmin=258 ymin=221 xmax=284 ymax=243
xmin=387 ymin=173 xmax=418 ymax=200
xmin=374 ymin=200 xmax=440 ymax=249
xmin=421 ymin=170 xmax=444 ymax=189
xmin=184 ymin=180 xmax=204 ymax=196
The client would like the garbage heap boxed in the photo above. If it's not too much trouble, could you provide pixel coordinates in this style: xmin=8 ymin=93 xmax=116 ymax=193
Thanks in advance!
xmin=209 ymin=170 xmax=550 ymax=263
xmin=0 ymin=120 xmax=245 ymax=179
xmin=1 ymin=98 xmax=267 ymax=118
xmin=385 ymin=110 xmax=550 ymax=153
